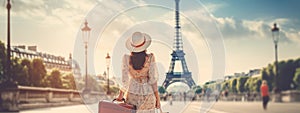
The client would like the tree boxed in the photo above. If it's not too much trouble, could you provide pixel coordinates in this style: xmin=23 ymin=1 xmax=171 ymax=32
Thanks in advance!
xmin=11 ymin=58 xmax=29 ymax=86
xmin=293 ymin=68 xmax=300 ymax=90
xmin=30 ymin=59 xmax=47 ymax=87
xmin=249 ymin=78 xmax=261 ymax=92
xmin=261 ymin=67 xmax=274 ymax=91
xmin=0 ymin=40 xmax=7 ymax=83
xmin=244 ymin=77 xmax=261 ymax=92
xmin=158 ymin=86 xmax=166 ymax=94
xmin=221 ymin=81 xmax=229 ymax=91
xmin=47 ymin=70 xmax=63 ymax=88
xmin=62 ymin=73 xmax=76 ymax=89
xmin=230 ymin=78 xmax=237 ymax=93
xmin=192 ymin=85 xmax=202 ymax=94
xmin=278 ymin=59 xmax=299 ymax=91
xmin=236 ymin=76 xmax=249 ymax=93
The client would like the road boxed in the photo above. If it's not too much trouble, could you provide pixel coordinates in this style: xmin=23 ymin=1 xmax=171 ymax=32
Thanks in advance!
xmin=19 ymin=101 xmax=300 ymax=113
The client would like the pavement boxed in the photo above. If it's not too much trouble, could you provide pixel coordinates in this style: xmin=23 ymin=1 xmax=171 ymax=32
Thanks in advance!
xmin=17 ymin=101 xmax=300 ymax=113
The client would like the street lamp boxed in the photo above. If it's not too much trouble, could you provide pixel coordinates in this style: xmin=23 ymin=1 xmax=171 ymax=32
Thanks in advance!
xmin=0 ymin=0 xmax=19 ymax=112
xmin=6 ymin=0 xmax=11 ymax=82
xmin=271 ymin=23 xmax=279 ymax=89
xmin=105 ymin=53 xmax=111 ymax=95
xmin=81 ymin=20 xmax=91 ymax=93
xmin=271 ymin=23 xmax=281 ymax=102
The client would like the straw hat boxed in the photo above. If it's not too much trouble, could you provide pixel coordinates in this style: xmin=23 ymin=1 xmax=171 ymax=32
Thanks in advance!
xmin=126 ymin=32 xmax=152 ymax=52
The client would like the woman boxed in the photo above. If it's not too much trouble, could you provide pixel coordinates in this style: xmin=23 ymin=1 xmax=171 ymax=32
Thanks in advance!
xmin=260 ymin=80 xmax=269 ymax=110
xmin=116 ymin=32 xmax=161 ymax=113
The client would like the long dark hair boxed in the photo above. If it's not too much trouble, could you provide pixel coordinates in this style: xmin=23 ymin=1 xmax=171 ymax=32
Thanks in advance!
xmin=130 ymin=51 xmax=147 ymax=70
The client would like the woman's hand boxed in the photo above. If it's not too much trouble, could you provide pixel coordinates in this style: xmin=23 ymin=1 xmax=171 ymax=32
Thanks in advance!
xmin=155 ymin=93 xmax=161 ymax=108
xmin=156 ymin=99 xmax=161 ymax=108
xmin=115 ymin=90 xmax=124 ymax=101
xmin=154 ymin=90 xmax=161 ymax=108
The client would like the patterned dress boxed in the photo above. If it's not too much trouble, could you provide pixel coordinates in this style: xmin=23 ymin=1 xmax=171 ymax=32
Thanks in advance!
xmin=120 ymin=53 xmax=159 ymax=113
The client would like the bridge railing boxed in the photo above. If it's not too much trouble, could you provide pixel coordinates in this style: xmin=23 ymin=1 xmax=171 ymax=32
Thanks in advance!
xmin=18 ymin=86 xmax=83 ymax=103
xmin=16 ymin=86 xmax=107 ymax=110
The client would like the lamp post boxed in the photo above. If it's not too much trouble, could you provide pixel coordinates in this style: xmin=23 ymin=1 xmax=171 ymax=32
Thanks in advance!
xmin=81 ymin=20 xmax=91 ymax=93
xmin=105 ymin=53 xmax=111 ymax=95
xmin=0 ymin=0 xmax=19 ymax=112
xmin=271 ymin=23 xmax=281 ymax=102
xmin=6 ymin=0 xmax=11 ymax=82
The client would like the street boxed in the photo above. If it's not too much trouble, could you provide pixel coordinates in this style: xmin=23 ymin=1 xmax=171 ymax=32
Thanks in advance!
xmin=19 ymin=101 xmax=300 ymax=113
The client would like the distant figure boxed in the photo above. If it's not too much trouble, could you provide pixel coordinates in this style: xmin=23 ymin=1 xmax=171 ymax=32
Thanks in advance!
xmin=223 ymin=90 xmax=228 ymax=100
xmin=260 ymin=80 xmax=270 ymax=110
xmin=247 ymin=92 xmax=250 ymax=101
xmin=168 ymin=93 xmax=173 ymax=105
xmin=206 ymin=88 xmax=211 ymax=102
xmin=183 ymin=92 xmax=186 ymax=103
xmin=212 ymin=90 xmax=220 ymax=102
xmin=253 ymin=92 xmax=257 ymax=101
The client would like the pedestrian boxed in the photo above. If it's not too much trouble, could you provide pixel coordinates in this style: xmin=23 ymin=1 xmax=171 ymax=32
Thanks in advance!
xmin=224 ymin=90 xmax=228 ymax=98
xmin=206 ymin=88 xmax=211 ymax=102
xmin=168 ymin=93 xmax=173 ymax=105
xmin=183 ymin=92 xmax=186 ymax=103
xmin=260 ymin=80 xmax=270 ymax=110
xmin=116 ymin=32 xmax=161 ymax=113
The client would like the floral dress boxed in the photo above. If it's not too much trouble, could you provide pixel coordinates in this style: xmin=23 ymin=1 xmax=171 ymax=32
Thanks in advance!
xmin=120 ymin=53 xmax=159 ymax=113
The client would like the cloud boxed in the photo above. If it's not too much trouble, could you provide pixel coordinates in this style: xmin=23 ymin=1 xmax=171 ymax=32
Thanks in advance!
xmin=242 ymin=20 xmax=268 ymax=38
xmin=213 ymin=16 xmax=300 ymax=44
xmin=4 ymin=0 xmax=98 ymax=27
xmin=216 ymin=17 xmax=236 ymax=29
xmin=203 ymin=2 xmax=226 ymax=13
xmin=284 ymin=31 xmax=300 ymax=44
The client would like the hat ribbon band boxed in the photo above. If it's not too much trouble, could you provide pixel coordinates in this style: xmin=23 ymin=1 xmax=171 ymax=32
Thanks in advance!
xmin=131 ymin=37 xmax=146 ymax=48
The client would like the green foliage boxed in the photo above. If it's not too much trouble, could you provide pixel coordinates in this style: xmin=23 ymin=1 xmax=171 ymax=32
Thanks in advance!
xmin=221 ymin=81 xmax=229 ymax=90
xmin=258 ymin=58 xmax=300 ymax=91
xmin=158 ymin=86 xmax=166 ymax=94
xmin=11 ymin=58 xmax=29 ymax=85
xmin=0 ymin=40 xmax=7 ymax=82
xmin=0 ymin=40 xmax=76 ymax=89
xmin=62 ymin=73 xmax=77 ymax=89
xmin=293 ymin=68 xmax=300 ymax=90
xmin=206 ymin=56 xmax=300 ymax=93
xmin=192 ymin=85 xmax=202 ymax=94
xmin=244 ymin=77 xmax=261 ymax=92
xmin=195 ymin=88 xmax=202 ymax=94
xmin=277 ymin=60 xmax=299 ymax=91
xmin=47 ymin=70 xmax=63 ymax=88
xmin=261 ymin=68 xmax=274 ymax=91
xmin=30 ymin=59 xmax=47 ymax=87
xmin=236 ymin=76 xmax=249 ymax=93
xmin=229 ymin=78 xmax=237 ymax=93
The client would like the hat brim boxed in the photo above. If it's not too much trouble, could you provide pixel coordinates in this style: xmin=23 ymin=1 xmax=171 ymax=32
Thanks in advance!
xmin=126 ymin=33 xmax=151 ymax=52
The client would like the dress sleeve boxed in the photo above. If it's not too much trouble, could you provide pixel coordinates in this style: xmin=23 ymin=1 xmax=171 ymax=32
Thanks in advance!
xmin=148 ymin=53 xmax=159 ymax=92
xmin=120 ymin=55 xmax=130 ymax=92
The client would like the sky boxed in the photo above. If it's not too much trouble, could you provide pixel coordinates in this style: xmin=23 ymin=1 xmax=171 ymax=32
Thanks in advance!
xmin=0 ymin=0 xmax=300 ymax=85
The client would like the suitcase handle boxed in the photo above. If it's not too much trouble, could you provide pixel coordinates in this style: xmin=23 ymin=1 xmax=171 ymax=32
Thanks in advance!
xmin=112 ymin=98 xmax=126 ymax=103
xmin=112 ymin=98 xmax=137 ymax=110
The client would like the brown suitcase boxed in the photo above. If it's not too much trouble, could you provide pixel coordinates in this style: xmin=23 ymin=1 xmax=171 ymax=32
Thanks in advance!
xmin=98 ymin=99 xmax=136 ymax=113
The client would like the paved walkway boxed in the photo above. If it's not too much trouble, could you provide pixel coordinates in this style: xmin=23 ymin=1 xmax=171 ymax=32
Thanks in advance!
xmin=19 ymin=101 xmax=300 ymax=113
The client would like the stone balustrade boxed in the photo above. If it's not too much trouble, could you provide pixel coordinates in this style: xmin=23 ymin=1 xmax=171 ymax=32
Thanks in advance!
xmin=281 ymin=90 xmax=300 ymax=102
xmin=1 ymin=85 xmax=106 ymax=112
xmin=18 ymin=86 xmax=82 ymax=103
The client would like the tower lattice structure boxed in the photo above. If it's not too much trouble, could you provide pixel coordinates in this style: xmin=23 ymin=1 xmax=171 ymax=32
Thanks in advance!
xmin=162 ymin=0 xmax=196 ymax=89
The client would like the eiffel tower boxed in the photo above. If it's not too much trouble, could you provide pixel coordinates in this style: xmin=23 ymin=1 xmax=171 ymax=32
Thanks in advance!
xmin=162 ymin=0 xmax=196 ymax=89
